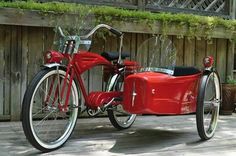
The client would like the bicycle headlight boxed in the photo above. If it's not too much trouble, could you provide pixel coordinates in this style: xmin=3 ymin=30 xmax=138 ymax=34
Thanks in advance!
xmin=44 ymin=51 xmax=52 ymax=63
xmin=45 ymin=51 xmax=52 ymax=60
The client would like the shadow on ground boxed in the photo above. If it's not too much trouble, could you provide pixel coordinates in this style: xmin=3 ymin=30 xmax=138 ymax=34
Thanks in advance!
xmin=108 ymin=128 xmax=201 ymax=154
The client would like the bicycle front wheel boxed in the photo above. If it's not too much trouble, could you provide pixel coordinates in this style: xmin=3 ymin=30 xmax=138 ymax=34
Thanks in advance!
xmin=22 ymin=67 xmax=79 ymax=152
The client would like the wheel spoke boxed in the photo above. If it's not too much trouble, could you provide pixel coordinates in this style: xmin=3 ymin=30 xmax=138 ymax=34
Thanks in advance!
xmin=39 ymin=86 xmax=58 ymax=105
xmin=32 ymin=106 xmax=48 ymax=117
xmin=35 ymin=110 xmax=56 ymax=127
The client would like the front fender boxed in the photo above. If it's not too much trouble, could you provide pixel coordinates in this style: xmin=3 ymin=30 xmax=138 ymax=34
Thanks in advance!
xmin=42 ymin=63 xmax=64 ymax=69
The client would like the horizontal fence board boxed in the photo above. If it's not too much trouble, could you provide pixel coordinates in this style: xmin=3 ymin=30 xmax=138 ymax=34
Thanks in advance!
xmin=0 ymin=8 xmax=56 ymax=27
xmin=0 ymin=8 xmax=234 ymax=39
xmin=0 ymin=115 xmax=10 ymax=121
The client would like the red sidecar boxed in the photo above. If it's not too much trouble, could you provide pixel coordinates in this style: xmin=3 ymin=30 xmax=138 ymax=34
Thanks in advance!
xmin=123 ymin=68 xmax=201 ymax=115
xmin=122 ymin=64 xmax=220 ymax=141
xmin=120 ymin=36 xmax=221 ymax=141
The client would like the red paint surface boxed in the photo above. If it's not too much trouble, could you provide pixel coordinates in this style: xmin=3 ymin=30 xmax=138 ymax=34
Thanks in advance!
xmin=73 ymin=52 xmax=111 ymax=73
xmin=123 ymin=72 xmax=201 ymax=115
xmin=87 ymin=91 xmax=122 ymax=109
xmin=44 ymin=50 xmax=65 ymax=63
xmin=203 ymin=56 xmax=214 ymax=68
xmin=124 ymin=60 xmax=139 ymax=76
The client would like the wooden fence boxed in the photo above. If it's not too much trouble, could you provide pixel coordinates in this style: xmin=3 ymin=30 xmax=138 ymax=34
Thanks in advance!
xmin=0 ymin=24 xmax=232 ymax=120
xmin=0 ymin=0 xmax=235 ymax=120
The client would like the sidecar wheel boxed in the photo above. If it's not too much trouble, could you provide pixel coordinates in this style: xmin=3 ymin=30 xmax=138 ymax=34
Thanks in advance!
xmin=196 ymin=71 xmax=221 ymax=140
xmin=107 ymin=74 xmax=136 ymax=130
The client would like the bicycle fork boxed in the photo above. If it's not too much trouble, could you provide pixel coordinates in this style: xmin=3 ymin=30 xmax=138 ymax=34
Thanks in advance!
xmin=59 ymin=65 xmax=75 ymax=112
xmin=44 ymin=65 xmax=75 ymax=112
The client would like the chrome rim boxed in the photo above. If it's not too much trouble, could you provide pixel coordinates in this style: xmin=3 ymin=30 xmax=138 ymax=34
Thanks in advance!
xmin=112 ymin=104 xmax=136 ymax=128
xmin=29 ymin=70 xmax=78 ymax=149
xmin=203 ymin=72 xmax=220 ymax=138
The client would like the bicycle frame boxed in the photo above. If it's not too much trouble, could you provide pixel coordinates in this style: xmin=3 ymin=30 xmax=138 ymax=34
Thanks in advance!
xmin=44 ymin=49 xmax=137 ymax=112
xmin=41 ymin=24 xmax=138 ymax=114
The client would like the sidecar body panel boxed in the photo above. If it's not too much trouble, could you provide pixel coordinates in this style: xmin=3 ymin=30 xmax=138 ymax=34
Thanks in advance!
xmin=123 ymin=72 xmax=201 ymax=115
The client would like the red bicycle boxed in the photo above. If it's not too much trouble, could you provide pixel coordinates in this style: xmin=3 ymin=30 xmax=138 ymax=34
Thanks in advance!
xmin=22 ymin=24 xmax=221 ymax=152
xmin=21 ymin=24 xmax=137 ymax=152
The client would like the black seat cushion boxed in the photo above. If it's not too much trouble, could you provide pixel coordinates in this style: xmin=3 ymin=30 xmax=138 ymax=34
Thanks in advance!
xmin=101 ymin=52 xmax=130 ymax=61
xmin=173 ymin=66 xmax=201 ymax=76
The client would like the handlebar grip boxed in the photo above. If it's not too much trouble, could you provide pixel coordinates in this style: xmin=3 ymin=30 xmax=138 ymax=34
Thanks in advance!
xmin=110 ymin=27 xmax=122 ymax=36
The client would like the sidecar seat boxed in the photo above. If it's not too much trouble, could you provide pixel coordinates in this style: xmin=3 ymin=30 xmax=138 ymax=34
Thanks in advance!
xmin=173 ymin=66 xmax=201 ymax=76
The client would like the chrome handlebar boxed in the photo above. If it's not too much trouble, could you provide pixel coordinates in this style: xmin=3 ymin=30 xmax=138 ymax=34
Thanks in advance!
xmin=57 ymin=24 xmax=122 ymax=39
xmin=57 ymin=24 xmax=123 ymax=64
xmin=81 ymin=24 xmax=122 ymax=39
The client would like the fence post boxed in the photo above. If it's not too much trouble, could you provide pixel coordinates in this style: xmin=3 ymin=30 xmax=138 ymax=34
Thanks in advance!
xmin=230 ymin=0 xmax=236 ymax=19
xmin=137 ymin=0 xmax=145 ymax=10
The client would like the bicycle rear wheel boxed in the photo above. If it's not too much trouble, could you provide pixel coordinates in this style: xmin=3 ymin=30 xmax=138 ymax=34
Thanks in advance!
xmin=22 ymin=67 xmax=79 ymax=152
xmin=107 ymin=74 xmax=136 ymax=129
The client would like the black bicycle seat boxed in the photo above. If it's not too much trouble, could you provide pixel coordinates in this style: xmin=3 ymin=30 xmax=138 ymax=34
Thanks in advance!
xmin=101 ymin=52 xmax=130 ymax=61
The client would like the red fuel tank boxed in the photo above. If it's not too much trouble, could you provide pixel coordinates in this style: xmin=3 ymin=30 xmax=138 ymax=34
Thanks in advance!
xmin=123 ymin=72 xmax=201 ymax=115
